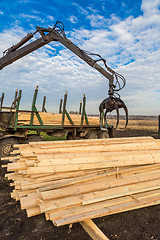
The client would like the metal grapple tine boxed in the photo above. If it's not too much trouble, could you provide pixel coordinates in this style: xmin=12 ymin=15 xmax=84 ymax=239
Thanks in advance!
xmin=100 ymin=112 xmax=102 ymax=129
xmin=104 ymin=109 xmax=110 ymax=128
xmin=113 ymin=100 xmax=119 ymax=129
xmin=121 ymin=100 xmax=128 ymax=128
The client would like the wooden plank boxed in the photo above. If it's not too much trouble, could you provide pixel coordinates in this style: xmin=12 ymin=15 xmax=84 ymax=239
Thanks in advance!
xmin=26 ymin=155 xmax=160 ymax=174
xmin=20 ymin=192 xmax=38 ymax=209
xmin=19 ymin=141 xmax=160 ymax=155
xmin=39 ymin=170 xmax=160 ymax=200
xmin=29 ymin=170 xmax=98 ymax=182
xmin=5 ymin=172 xmax=18 ymax=180
xmin=15 ymin=136 xmax=154 ymax=148
xmin=54 ymin=194 xmax=160 ymax=226
xmin=80 ymin=219 xmax=110 ymax=240
xmin=49 ymin=189 xmax=160 ymax=222
xmin=49 ymin=195 xmax=135 ymax=221
xmin=21 ymin=177 xmax=75 ymax=191
xmin=18 ymin=189 xmax=36 ymax=198
xmin=37 ymin=164 xmax=160 ymax=187
xmin=33 ymin=151 xmax=160 ymax=166
xmin=26 ymin=206 xmax=41 ymax=217
xmin=14 ymin=136 xmax=154 ymax=149
xmin=7 ymin=162 xmax=27 ymax=171
xmin=1 ymin=156 xmax=20 ymax=161
xmin=19 ymin=165 xmax=160 ymax=192
xmin=11 ymin=189 xmax=19 ymax=200
xmin=82 ymin=178 xmax=160 ymax=205
xmin=38 ymin=179 xmax=160 ymax=213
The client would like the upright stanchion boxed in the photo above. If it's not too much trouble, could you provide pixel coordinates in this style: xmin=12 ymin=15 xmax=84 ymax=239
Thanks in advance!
xmin=79 ymin=100 xmax=82 ymax=114
xmin=30 ymin=86 xmax=43 ymax=126
xmin=14 ymin=90 xmax=22 ymax=130
xmin=42 ymin=96 xmax=47 ymax=112
xmin=62 ymin=91 xmax=67 ymax=125
xmin=61 ymin=92 xmax=74 ymax=125
xmin=0 ymin=93 xmax=4 ymax=111
xmin=81 ymin=94 xmax=89 ymax=125
xmin=59 ymin=99 xmax=63 ymax=113
xmin=12 ymin=89 xmax=18 ymax=109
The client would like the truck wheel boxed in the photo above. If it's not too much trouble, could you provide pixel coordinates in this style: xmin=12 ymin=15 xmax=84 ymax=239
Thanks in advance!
xmin=98 ymin=131 xmax=109 ymax=139
xmin=27 ymin=135 xmax=43 ymax=143
xmin=0 ymin=138 xmax=18 ymax=157
xmin=85 ymin=131 xmax=98 ymax=139
xmin=108 ymin=128 xmax=114 ymax=138
xmin=66 ymin=132 xmax=74 ymax=140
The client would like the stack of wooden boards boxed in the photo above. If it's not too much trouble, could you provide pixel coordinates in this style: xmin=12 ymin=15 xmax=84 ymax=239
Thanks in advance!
xmin=17 ymin=112 xmax=100 ymax=126
xmin=2 ymin=136 xmax=160 ymax=228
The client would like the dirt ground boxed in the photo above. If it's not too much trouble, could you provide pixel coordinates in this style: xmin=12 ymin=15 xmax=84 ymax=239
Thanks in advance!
xmin=0 ymin=128 xmax=160 ymax=240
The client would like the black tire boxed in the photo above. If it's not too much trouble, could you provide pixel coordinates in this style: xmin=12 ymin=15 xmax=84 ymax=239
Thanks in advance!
xmin=27 ymin=135 xmax=43 ymax=143
xmin=98 ymin=131 xmax=109 ymax=139
xmin=108 ymin=128 xmax=114 ymax=138
xmin=66 ymin=132 xmax=74 ymax=140
xmin=85 ymin=131 xmax=98 ymax=139
xmin=0 ymin=138 xmax=18 ymax=157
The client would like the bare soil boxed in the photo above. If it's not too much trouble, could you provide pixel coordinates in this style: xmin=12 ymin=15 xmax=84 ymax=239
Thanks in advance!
xmin=0 ymin=128 xmax=160 ymax=240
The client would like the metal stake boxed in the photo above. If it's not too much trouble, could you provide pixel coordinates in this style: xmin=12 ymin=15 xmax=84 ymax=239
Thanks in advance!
xmin=81 ymin=94 xmax=89 ymax=125
xmin=79 ymin=100 xmax=82 ymax=114
xmin=158 ymin=115 xmax=160 ymax=139
xmin=14 ymin=90 xmax=22 ymax=130
xmin=30 ymin=86 xmax=43 ymax=126
xmin=0 ymin=93 xmax=4 ymax=111
xmin=59 ymin=99 xmax=63 ymax=113
xmin=62 ymin=91 xmax=67 ymax=125
xmin=42 ymin=96 xmax=47 ymax=112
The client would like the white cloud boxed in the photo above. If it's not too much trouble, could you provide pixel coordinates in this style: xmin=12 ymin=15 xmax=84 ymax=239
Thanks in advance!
xmin=68 ymin=15 xmax=78 ymax=24
xmin=141 ymin=0 xmax=160 ymax=16
xmin=118 ymin=49 xmax=160 ymax=114
xmin=19 ymin=13 xmax=42 ymax=22
xmin=87 ymin=6 xmax=98 ymax=13
xmin=0 ymin=10 xmax=4 ymax=15
xmin=72 ymin=2 xmax=88 ymax=15
xmin=32 ymin=10 xmax=40 ymax=14
xmin=48 ymin=15 xmax=55 ymax=21
xmin=86 ymin=14 xmax=107 ymax=27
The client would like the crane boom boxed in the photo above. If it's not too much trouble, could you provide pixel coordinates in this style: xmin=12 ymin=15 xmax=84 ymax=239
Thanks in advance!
xmin=0 ymin=37 xmax=52 ymax=70
xmin=0 ymin=26 xmax=114 ymax=84
xmin=0 ymin=21 xmax=128 ymax=128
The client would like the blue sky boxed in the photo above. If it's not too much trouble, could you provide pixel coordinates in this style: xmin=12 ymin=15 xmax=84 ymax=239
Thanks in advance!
xmin=0 ymin=0 xmax=160 ymax=115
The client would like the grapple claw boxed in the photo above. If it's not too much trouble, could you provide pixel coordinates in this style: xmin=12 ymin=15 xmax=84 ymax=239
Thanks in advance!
xmin=99 ymin=96 xmax=128 ymax=129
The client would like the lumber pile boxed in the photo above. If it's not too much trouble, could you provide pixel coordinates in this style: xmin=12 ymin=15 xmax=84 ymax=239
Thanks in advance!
xmin=2 ymin=136 xmax=160 ymax=228
xmin=17 ymin=112 xmax=100 ymax=125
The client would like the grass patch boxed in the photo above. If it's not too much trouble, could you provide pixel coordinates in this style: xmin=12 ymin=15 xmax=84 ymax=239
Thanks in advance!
xmin=109 ymin=119 xmax=158 ymax=131
xmin=40 ymin=132 xmax=66 ymax=141
xmin=28 ymin=131 xmax=66 ymax=141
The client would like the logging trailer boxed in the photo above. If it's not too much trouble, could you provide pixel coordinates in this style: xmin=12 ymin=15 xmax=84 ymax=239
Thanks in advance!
xmin=0 ymin=21 xmax=128 ymax=157
xmin=0 ymin=86 xmax=114 ymax=157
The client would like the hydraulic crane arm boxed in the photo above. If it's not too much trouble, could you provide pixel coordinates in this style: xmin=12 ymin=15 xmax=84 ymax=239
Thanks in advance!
xmin=0 ymin=32 xmax=52 ymax=70
xmin=0 ymin=21 xmax=128 ymax=128
xmin=0 ymin=24 xmax=114 ymax=83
